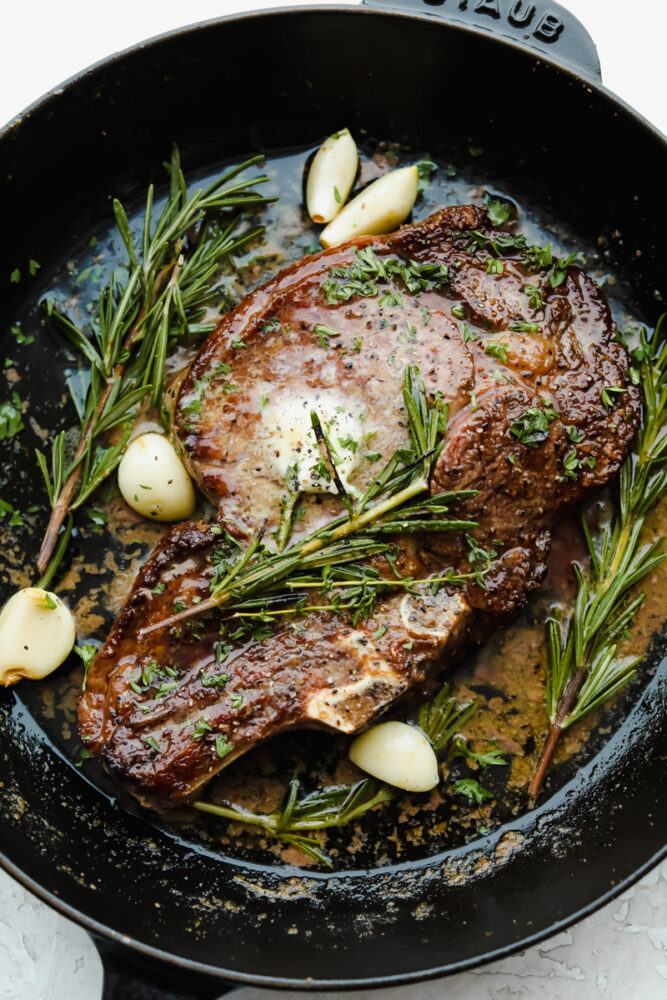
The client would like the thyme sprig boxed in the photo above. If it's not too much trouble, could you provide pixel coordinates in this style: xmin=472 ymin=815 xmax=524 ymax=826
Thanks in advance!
xmin=35 ymin=148 xmax=273 ymax=578
xmin=529 ymin=317 xmax=667 ymax=797
xmin=141 ymin=367 xmax=478 ymax=636
xmin=193 ymin=682 xmax=476 ymax=866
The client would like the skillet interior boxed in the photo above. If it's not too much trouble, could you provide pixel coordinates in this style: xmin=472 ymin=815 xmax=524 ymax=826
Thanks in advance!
xmin=1 ymin=6 xmax=666 ymax=988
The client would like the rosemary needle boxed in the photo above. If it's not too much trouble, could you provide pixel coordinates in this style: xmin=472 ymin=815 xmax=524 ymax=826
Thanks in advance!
xmin=529 ymin=316 xmax=667 ymax=798
xmin=35 ymin=146 xmax=274 ymax=580
xmin=140 ymin=367 xmax=481 ymax=635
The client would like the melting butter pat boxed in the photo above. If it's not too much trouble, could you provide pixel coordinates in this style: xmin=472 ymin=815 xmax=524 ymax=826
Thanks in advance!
xmin=0 ymin=588 xmax=76 ymax=686
xmin=261 ymin=394 xmax=364 ymax=495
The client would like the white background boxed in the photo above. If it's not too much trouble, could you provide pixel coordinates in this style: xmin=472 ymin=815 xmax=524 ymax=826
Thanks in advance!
xmin=1 ymin=2 xmax=666 ymax=998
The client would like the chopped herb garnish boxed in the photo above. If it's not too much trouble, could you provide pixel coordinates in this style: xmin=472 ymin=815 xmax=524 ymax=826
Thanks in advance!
xmin=333 ymin=185 xmax=342 ymax=204
xmin=524 ymin=283 xmax=545 ymax=310
xmin=482 ymin=194 xmax=513 ymax=227
xmin=509 ymin=321 xmax=539 ymax=333
xmin=374 ymin=624 xmax=388 ymax=640
xmin=509 ymin=400 xmax=559 ymax=449
xmin=36 ymin=592 xmax=58 ymax=610
xmin=193 ymin=718 xmax=213 ymax=739
xmin=0 ymin=392 xmax=24 ymax=440
xmin=231 ymin=694 xmax=244 ymax=708
xmin=215 ymin=734 xmax=233 ymax=759
xmin=485 ymin=341 xmax=509 ymax=364
xmin=144 ymin=736 xmax=162 ymax=753
xmin=0 ymin=498 xmax=24 ymax=527
xmin=461 ymin=323 xmax=479 ymax=343
xmin=451 ymin=303 xmax=465 ymax=320
xmin=152 ymin=582 xmax=166 ymax=596
xmin=562 ymin=448 xmax=581 ymax=481
xmin=452 ymin=778 xmax=493 ymax=804
xmin=314 ymin=324 xmax=342 ymax=348
xmin=74 ymin=643 xmax=98 ymax=691
xmin=601 ymin=385 xmax=627 ymax=408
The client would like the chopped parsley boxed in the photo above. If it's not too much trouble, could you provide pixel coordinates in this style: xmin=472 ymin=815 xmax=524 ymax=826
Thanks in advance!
xmin=201 ymin=669 xmax=229 ymax=688
xmin=193 ymin=718 xmax=212 ymax=739
xmin=452 ymin=778 xmax=493 ymax=804
xmin=485 ymin=341 xmax=509 ymax=364
xmin=314 ymin=324 xmax=341 ymax=348
xmin=321 ymin=246 xmax=448 ymax=306
xmin=11 ymin=323 xmax=34 ymax=345
xmin=509 ymin=321 xmax=539 ymax=333
xmin=461 ymin=323 xmax=479 ymax=343
xmin=216 ymin=734 xmax=233 ymax=759
xmin=74 ymin=643 xmax=98 ymax=691
xmin=509 ymin=400 xmax=559 ymax=449
xmin=0 ymin=498 xmax=23 ymax=527
xmin=524 ymin=283 xmax=545 ymax=310
xmin=482 ymin=193 xmax=513 ymax=227
xmin=0 ymin=392 xmax=24 ymax=440
xmin=601 ymin=385 xmax=627 ymax=409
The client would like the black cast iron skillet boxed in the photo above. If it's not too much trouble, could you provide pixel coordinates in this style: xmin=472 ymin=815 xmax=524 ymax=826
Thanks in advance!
xmin=1 ymin=2 xmax=666 ymax=997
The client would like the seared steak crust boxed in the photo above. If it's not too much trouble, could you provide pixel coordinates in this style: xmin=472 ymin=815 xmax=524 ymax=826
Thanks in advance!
xmin=79 ymin=206 xmax=639 ymax=804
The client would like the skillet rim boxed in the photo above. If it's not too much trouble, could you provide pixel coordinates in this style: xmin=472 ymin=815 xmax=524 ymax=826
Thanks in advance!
xmin=1 ymin=2 xmax=666 ymax=989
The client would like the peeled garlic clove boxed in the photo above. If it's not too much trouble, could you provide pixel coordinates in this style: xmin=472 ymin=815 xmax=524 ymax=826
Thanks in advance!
xmin=118 ymin=432 xmax=195 ymax=522
xmin=306 ymin=128 xmax=358 ymax=224
xmin=349 ymin=720 xmax=439 ymax=792
xmin=320 ymin=165 xmax=419 ymax=249
xmin=0 ymin=588 xmax=76 ymax=686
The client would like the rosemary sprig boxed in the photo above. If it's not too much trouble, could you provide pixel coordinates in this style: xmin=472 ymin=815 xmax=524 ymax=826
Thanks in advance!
xmin=529 ymin=317 xmax=667 ymax=797
xmin=34 ymin=147 xmax=273 ymax=578
xmin=140 ymin=367 xmax=477 ymax=636
xmin=193 ymin=682 xmax=476 ymax=866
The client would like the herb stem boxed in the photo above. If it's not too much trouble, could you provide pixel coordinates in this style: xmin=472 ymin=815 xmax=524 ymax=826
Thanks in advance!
xmin=139 ymin=476 xmax=430 ymax=635
xmin=529 ymin=318 xmax=667 ymax=799
xmin=36 ymin=264 xmax=171 ymax=575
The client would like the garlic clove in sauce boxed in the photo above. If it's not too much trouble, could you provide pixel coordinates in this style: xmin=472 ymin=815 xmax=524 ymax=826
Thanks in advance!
xmin=306 ymin=127 xmax=359 ymax=224
xmin=118 ymin=432 xmax=196 ymax=522
xmin=320 ymin=165 xmax=419 ymax=249
xmin=0 ymin=588 xmax=76 ymax=686
xmin=349 ymin=720 xmax=439 ymax=792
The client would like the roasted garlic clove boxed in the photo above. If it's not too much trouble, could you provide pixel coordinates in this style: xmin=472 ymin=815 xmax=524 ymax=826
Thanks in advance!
xmin=118 ymin=432 xmax=195 ymax=522
xmin=320 ymin=165 xmax=419 ymax=248
xmin=306 ymin=128 xmax=358 ymax=224
xmin=349 ymin=720 xmax=439 ymax=792
xmin=0 ymin=588 xmax=76 ymax=686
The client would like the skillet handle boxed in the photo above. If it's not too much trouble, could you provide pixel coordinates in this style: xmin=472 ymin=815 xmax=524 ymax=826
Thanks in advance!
xmin=361 ymin=0 xmax=601 ymax=80
xmin=93 ymin=936 xmax=234 ymax=999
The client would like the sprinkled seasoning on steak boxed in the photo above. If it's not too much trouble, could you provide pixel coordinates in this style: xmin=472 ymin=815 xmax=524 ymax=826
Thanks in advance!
xmin=78 ymin=206 xmax=640 ymax=805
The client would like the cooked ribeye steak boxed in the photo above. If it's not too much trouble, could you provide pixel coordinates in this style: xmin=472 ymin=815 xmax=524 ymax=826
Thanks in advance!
xmin=79 ymin=206 xmax=639 ymax=805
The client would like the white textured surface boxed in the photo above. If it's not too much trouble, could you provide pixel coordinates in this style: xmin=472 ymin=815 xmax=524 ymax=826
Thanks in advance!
xmin=1 ymin=860 xmax=666 ymax=998
xmin=1 ymin=0 xmax=666 ymax=997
